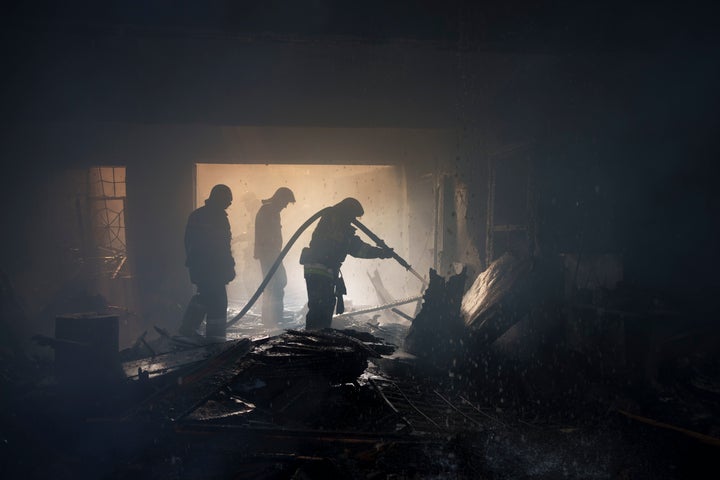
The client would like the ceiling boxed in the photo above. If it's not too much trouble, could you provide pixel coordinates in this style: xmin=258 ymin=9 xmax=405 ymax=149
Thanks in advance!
xmin=4 ymin=1 xmax=718 ymax=53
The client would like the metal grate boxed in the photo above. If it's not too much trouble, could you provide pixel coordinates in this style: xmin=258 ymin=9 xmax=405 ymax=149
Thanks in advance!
xmin=370 ymin=376 xmax=506 ymax=435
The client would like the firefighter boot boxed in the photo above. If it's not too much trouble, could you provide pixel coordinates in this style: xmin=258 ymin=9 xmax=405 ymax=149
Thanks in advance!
xmin=179 ymin=295 xmax=206 ymax=336
xmin=205 ymin=317 xmax=227 ymax=341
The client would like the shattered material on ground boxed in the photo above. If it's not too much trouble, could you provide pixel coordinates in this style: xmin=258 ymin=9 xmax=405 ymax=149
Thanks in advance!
xmin=2 ymin=313 xmax=718 ymax=479
xmin=461 ymin=253 xmax=562 ymax=348
xmin=2 ymin=267 xmax=720 ymax=480
xmin=404 ymin=267 xmax=467 ymax=368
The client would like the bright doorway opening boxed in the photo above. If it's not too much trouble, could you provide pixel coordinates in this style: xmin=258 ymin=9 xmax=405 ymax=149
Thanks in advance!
xmin=195 ymin=163 xmax=411 ymax=312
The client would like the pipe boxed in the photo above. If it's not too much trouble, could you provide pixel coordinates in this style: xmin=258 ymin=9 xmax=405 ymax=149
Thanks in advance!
xmin=332 ymin=295 xmax=423 ymax=321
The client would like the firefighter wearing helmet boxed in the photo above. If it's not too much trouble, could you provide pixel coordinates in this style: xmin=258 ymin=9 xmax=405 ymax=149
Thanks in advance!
xmin=254 ymin=187 xmax=295 ymax=331
xmin=179 ymin=184 xmax=235 ymax=340
xmin=299 ymin=198 xmax=393 ymax=330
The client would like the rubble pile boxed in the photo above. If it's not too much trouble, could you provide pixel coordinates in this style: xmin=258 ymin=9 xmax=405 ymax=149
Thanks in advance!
xmin=404 ymin=267 xmax=467 ymax=369
xmin=2 ymin=263 xmax=719 ymax=479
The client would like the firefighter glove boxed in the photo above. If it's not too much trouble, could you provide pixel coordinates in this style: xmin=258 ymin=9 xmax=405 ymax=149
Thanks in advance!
xmin=379 ymin=248 xmax=394 ymax=259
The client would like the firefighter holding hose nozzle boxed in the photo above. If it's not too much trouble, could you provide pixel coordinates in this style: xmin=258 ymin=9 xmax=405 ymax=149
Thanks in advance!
xmin=299 ymin=198 xmax=393 ymax=330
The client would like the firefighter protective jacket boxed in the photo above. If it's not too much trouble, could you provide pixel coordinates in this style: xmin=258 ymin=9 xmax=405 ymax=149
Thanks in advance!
xmin=184 ymin=203 xmax=235 ymax=286
xmin=253 ymin=201 xmax=283 ymax=262
xmin=300 ymin=206 xmax=384 ymax=279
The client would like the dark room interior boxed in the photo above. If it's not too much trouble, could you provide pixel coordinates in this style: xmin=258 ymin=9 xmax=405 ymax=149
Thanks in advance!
xmin=1 ymin=1 xmax=719 ymax=479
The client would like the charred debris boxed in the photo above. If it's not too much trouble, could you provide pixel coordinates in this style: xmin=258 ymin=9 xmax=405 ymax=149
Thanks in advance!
xmin=2 ymin=255 xmax=719 ymax=479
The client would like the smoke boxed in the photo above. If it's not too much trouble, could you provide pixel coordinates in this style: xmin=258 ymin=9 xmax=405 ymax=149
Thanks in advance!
xmin=196 ymin=163 xmax=427 ymax=311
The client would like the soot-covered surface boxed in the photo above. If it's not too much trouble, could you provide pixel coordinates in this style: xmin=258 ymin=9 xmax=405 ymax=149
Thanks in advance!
xmin=1 ymin=325 xmax=718 ymax=479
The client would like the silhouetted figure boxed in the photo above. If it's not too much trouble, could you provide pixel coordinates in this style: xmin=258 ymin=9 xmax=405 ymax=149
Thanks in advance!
xmin=300 ymin=198 xmax=393 ymax=330
xmin=179 ymin=184 xmax=235 ymax=339
xmin=254 ymin=187 xmax=295 ymax=331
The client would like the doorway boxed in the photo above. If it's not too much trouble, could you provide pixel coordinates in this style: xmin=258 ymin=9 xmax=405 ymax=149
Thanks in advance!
xmin=195 ymin=163 xmax=411 ymax=312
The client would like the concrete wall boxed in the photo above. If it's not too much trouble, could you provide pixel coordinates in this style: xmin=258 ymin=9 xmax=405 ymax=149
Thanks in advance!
xmin=0 ymin=122 xmax=463 ymax=342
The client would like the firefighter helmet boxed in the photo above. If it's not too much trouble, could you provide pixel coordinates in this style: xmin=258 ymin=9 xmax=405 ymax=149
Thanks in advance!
xmin=268 ymin=187 xmax=296 ymax=204
xmin=207 ymin=184 xmax=233 ymax=208
xmin=335 ymin=197 xmax=364 ymax=218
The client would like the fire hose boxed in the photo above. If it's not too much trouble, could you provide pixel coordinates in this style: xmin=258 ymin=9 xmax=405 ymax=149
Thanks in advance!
xmin=227 ymin=208 xmax=425 ymax=327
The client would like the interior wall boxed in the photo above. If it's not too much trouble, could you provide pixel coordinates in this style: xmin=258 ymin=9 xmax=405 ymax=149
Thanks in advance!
xmin=0 ymin=124 xmax=459 ymax=343
xmin=2 ymin=29 xmax=717 ymax=344
xmin=7 ymin=169 xmax=88 ymax=338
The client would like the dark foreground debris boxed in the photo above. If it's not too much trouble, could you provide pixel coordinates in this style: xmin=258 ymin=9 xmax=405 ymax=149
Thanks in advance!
xmin=2 ymin=288 xmax=720 ymax=480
